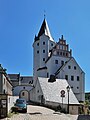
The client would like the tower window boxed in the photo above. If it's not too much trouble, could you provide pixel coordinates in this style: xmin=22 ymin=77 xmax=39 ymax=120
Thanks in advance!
xmin=43 ymin=50 xmax=45 ymax=53
xmin=43 ymin=58 xmax=45 ymax=61
xmin=37 ymin=50 xmax=39 ymax=54
xmin=65 ymin=75 xmax=68 ymax=80
xmin=68 ymin=65 xmax=71 ymax=69
xmin=71 ymin=76 xmax=74 ymax=81
xmin=77 ymin=76 xmax=80 ymax=81
xmin=71 ymin=86 xmax=73 ymax=89
xmin=77 ymin=87 xmax=79 ymax=89
xmin=51 ymin=43 xmax=53 ymax=46
xmin=55 ymin=60 xmax=58 ymax=64
xmin=43 ymin=42 xmax=45 ymax=45
xmin=37 ymin=43 xmax=39 ymax=46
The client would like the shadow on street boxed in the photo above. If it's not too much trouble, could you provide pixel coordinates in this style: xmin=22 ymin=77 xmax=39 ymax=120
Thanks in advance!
xmin=77 ymin=115 xmax=90 ymax=120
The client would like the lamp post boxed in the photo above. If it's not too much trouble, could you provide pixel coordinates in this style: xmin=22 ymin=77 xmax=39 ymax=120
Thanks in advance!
xmin=66 ymin=85 xmax=70 ymax=114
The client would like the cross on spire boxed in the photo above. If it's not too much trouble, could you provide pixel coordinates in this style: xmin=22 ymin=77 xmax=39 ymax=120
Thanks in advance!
xmin=44 ymin=10 xmax=46 ymax=19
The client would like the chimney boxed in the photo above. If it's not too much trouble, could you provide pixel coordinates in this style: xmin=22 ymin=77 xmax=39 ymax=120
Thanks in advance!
xmin=48 ymin=75 xmax=56 ymax=82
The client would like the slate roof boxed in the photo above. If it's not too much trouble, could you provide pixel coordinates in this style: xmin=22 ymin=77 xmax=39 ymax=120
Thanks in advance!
xmin=20 ymin=76 xmax=33 ymax=84
xmin=38 ymin=77 xmax=79 ymax=105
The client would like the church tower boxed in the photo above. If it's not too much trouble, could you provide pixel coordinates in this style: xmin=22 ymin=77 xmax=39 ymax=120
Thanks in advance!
xmin=33 ymin=19 xmax=55 ymax=80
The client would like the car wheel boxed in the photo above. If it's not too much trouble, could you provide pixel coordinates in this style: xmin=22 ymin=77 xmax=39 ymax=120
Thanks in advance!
xmin=24 ymin=109 xmax=27 ymax=113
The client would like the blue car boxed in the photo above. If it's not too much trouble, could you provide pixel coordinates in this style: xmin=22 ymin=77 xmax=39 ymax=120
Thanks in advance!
xmin=14 ymin=98 xmax=27 ymax=113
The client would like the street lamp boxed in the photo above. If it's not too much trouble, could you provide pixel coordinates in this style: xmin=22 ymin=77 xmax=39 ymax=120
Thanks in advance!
xmin=66 ymin=85 xmax=70 ymax=114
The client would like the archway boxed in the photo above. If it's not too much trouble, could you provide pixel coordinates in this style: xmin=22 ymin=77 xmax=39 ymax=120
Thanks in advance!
xmin=19 ymin=90 xmax=29 ymax=102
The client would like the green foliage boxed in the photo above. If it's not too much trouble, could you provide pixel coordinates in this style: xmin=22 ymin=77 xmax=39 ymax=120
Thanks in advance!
xmin=11 ymin=107 xmax=18 ymax=113
xmin=85 ymin=93 xmax=90 ymax=104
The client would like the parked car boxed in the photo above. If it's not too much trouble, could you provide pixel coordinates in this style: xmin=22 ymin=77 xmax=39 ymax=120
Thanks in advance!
xmin=14 ymin=98 xmax=27 ymax=113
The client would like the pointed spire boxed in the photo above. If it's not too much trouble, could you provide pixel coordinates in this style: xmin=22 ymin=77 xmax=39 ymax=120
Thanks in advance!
xmin=37 ymin=19 xmax=54 ymax=41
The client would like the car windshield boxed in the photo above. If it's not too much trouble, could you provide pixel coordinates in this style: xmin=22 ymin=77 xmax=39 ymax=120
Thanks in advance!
xmin=16 ymin=99 xmax=26 ymax=104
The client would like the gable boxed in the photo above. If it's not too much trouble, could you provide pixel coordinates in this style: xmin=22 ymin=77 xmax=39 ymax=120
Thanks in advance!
xmin=63 ymin=57 xmax=84 ymax=73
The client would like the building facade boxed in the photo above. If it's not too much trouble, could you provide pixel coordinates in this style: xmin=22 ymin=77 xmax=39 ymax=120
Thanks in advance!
xmin=8 ymin=74 xmax=33 ymax=101
xmin=33 ymin=18 xmax=85 ymax=102
xmin=0 ymin=64 xmax=12 ymax=95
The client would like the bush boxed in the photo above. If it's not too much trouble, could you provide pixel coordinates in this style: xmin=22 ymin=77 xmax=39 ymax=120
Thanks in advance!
xmin=11 ymin=107 xmax=18 ymax=113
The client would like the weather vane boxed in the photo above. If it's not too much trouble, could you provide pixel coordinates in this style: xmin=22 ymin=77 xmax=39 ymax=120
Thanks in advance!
xmin=44 ymin=10 xmax=46 ymax=19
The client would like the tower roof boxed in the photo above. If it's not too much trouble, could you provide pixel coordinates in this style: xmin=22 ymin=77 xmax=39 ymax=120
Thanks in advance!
xmin=37 ymin=19 xmax=54 ymax=41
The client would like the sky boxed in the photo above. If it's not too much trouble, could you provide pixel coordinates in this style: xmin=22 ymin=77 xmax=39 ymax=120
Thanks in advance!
xmin=0 ymin=0 xmax=90 ymax=92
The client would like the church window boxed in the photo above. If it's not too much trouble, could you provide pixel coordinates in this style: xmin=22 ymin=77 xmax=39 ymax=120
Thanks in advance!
xmin=37 ymin=90 xmax=39 ymax=93
xmin=61 ymin=61 xmax=64 ymax=66
xmin=43 ymin=41 xmax=45 ymax=45
xmin=57 ymin=51 xmax=59 ymax=55
xmin=37 ymin=50 xmax=39 ymax=54
xmin=43 ymin=50 xmax=45 ymax=53
xmin=74 ymin=66 xmax=76 ymax=70
xmin=71 ymin=76 xmax=74 ymax=81
xmin=60 ymin=46 xmax=63 ymax=49
xmin=63 ymin=52 xmax=65 ymax=56
xmin=37 ymin=43 xmax=39 ymax=46
xmin=65 ymin=75 xmax=68 ymax=80
xmin=77 ymin=76 xmax=80 ymax=81
xmin=55 ymin=60 xmax=58 ymax=64
xmin=66 ymin=53 xmax=68 ymax=57
xmin=60 ymin=52 xmax=62 ymax=56
xmin=43 ymin=58 xmax=45 ymax=61
xmin=68 ymin=65 xmax=71 ymax=69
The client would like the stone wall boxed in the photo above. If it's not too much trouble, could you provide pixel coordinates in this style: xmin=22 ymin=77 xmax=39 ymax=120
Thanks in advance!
xmin=7 ymin=95 xmax=19 ymax=113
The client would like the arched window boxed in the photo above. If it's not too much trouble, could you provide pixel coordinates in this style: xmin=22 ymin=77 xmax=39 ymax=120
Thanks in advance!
xmin=22 ymin=92 xmax=25 ymax=96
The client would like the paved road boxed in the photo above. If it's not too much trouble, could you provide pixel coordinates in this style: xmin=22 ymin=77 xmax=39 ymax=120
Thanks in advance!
xmin=1 ymin=105 xmax=83 ymax=120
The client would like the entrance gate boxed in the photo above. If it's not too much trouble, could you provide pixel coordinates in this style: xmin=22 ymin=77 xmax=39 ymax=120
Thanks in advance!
xmin=0 ymin=94 xmax=7 ymax=119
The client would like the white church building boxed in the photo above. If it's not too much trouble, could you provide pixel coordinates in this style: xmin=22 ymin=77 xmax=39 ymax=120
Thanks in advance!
xmin=33 ymin=18 xmax=85 ymax=103
xmin=8 ymin=18 xmax=85 ymax=114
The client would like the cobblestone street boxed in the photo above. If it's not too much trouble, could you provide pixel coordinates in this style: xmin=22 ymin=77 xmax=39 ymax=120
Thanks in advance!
xmin=2 ymin=105 xmax=79 ymax=120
